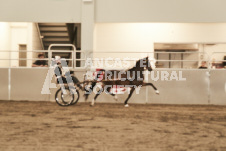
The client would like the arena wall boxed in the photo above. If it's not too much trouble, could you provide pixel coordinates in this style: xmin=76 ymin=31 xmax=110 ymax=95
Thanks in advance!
xmin=0 ymin=68 xmax=9 ymax=100
xmin=209 ymin=70 xmax=226 ymax=105
xmin=1 ymin=68 xmax=226 ymax=105
xmin=147 ymin=69 xmax=209 ymax=104
xmin=10 ymin=68 xmax=49 ymax=101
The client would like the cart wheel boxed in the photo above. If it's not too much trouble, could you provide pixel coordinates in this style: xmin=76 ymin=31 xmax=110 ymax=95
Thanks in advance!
xmin=55 ymin=88 xmax=78 ymax=106
xmin=70 ymin=88 xmax=80 ymax=105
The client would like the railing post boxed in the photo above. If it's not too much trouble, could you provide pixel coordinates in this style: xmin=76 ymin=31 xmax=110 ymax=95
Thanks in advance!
xmin=47 ymin=44 xmax=76 ymax=68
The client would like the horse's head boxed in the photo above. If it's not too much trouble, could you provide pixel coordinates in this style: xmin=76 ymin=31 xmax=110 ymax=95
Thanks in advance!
xmin=139 ymin=57 xmax=156 ymax=71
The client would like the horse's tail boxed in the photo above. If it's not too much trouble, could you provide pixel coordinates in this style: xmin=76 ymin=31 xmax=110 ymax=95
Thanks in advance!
xmin=84 ymin=69 xmax=105 ymax=100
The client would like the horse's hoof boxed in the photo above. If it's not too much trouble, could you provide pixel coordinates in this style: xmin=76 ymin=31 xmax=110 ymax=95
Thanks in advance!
xmin=90 ymin=99 xmax=95 ymax=107
xmin=90 ymin=104 xmax=94 ymax=107
xmin=155 ymin=90 xmax=160 ymax=95
xmin=124 ymin=104 xmax=129 ymax=107
xmin=114 ymin=95 xmax=118 ymax=101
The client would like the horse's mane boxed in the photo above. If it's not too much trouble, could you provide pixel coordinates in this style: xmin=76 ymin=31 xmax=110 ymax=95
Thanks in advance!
xmin=107 ymin=57 xmax=149 ymax=73
xmin=127 ymin=57 xmax=147 ymax=71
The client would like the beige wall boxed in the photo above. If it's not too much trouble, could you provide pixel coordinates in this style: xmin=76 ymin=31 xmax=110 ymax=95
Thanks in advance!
xmin=1 ymin=0 xmax=226 ymax=62
xmin=94 ymin=23 xmax=226 ymax=52
xmin=31 ymin=23 xmax=43 ymax=51
xmin=0 ymin=23 xmax=46 ymax=67
xmin=0 ymin=69 xmax=9 ymax=100
xmin=81 ymin=1 xmax=95 ymax=55
xmin=1 ymin=0 xmax=226 ymax=23
xmin=10 ymin=23 xmax=32 ymax=67
xmin=31 ymin=23 xmax=45 ymax=67
xmin=0 ymin=0 xmax=81 ymax=23
xmin=0 ymin=22 xmax=10 ymax=67
xmin=95 ymin=0 xmax=226 ymax=23
xmin=0 ymin=23 xmax=10 ymax=50
xmin=94 ymin=23 xmax=226 ymax=55
xmin=0 ymin=23 xmax=31 ymax=67
xmin=93 ymin=23 xmax=226 ymax=68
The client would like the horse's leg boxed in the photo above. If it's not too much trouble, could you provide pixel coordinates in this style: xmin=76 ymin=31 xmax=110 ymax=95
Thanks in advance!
xmin=90 ymin=87 xmax=103 ymax=107
xmin=114 ymin=95 xmax=118 ymax=101
xmin=105 ymin=86 xmax=118 ymax=101
xmin=143 ymin=83 xmax=159 ymax=94
xmin=124 ymin=87 xmax=135 ymax=107
xmin=84 ymin=82 xmax=97 ymax=100
xmin=88 ymin=69 xmax=104 ymax=99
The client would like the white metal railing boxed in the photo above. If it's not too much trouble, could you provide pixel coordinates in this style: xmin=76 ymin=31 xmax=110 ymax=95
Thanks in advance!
xmin=210 ymin=52 xmax=226 ymax=69
xmin=48 ymin=44 xmax=76 ymax=68
xmin=89 ymin=51 xmax=211 ymax=69
xmin=1 ymin=47 xmax=226 ymax=69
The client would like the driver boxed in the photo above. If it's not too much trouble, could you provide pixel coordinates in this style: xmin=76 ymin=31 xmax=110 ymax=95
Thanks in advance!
xmin=54 ymin=56 xmax=80 ymax=87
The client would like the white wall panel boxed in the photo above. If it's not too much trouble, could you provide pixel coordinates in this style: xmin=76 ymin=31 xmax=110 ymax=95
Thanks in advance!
xmin=0 ymin=0 xmax=81 ymax=22
xmin=11 ymin=68 xmax=49 ymax=101
xmin=209 ymin=70 xmax=226 ymax=105
xmin=96 ymin=0 xmax=226 ymax=23
xmin=0 ymin=23 xmax=10 ymax=67
xmin=147 ymin=69 xmax=209 ymax=104
xmin=0 ymin=69 xmax=8 ymax=100
xmin=1 ymin=68 xmax=225 ymax=105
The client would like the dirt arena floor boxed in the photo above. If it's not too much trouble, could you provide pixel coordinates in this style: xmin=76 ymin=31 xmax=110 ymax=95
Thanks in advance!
xmin=1 ymin=101 xmax=226 ymax=151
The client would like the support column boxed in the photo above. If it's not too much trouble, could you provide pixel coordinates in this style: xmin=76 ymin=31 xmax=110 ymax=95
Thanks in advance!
xmin=81 ymin=0 xmax=95 ymax=65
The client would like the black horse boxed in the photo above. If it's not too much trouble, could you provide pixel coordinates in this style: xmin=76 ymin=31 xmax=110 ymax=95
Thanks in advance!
xmin=85 ymin=57 xmax=159 ymax=107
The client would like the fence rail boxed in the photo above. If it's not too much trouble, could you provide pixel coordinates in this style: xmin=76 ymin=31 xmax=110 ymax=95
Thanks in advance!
xmin=0 ymin=48 xmax=226 ymax=69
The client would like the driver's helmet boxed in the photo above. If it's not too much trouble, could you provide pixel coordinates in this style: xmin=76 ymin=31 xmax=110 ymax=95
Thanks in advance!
xmin=55 ymin=56 xmax=61 ymax=64
xmin=55 ymin=56 xmax=61 ymax=61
